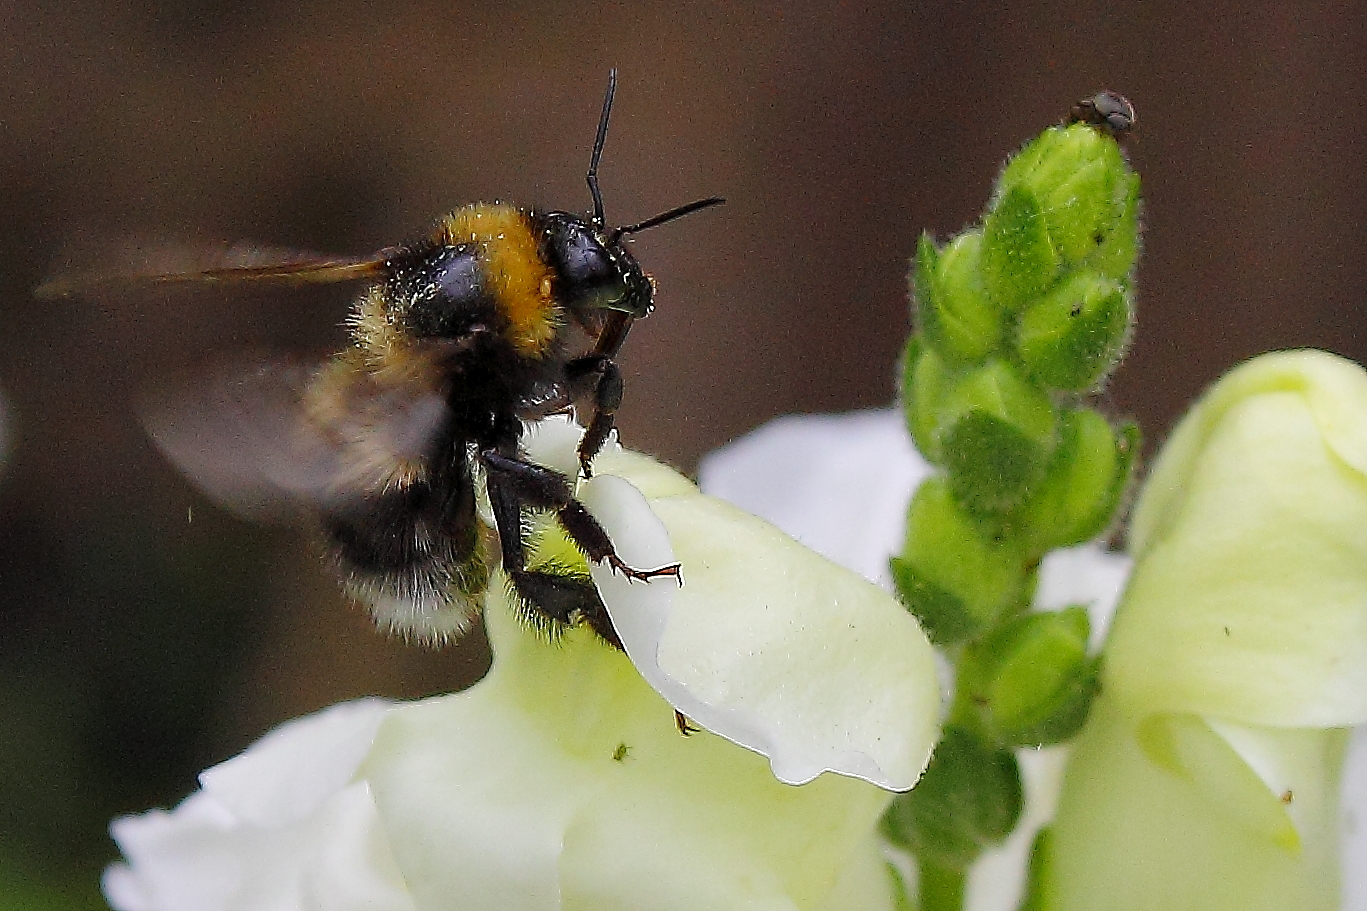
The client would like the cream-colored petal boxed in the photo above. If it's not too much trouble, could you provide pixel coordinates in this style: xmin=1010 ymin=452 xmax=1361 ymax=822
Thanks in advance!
xmin=1108 ymin=375 xmax=1367 ymax=725
xmin=579 ymin=455 xmax=940 ymax=791
xmin=363 ymin=601 xmax=898 ymax=911
xmin=1046 ymin=697 xmax=1345 ymax=911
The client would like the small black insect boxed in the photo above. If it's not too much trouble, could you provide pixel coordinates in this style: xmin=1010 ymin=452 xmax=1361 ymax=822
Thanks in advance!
xmin=1069 ymin=91 xmax=1135 ymax=140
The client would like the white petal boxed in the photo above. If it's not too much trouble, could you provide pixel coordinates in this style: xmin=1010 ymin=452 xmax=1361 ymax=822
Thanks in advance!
xmin=698 ymin=410 xmax=932 ymax=589
xmin=1342 ymin=726 xmax=1367 ymax=910
xmin=364 ymin=601 xmax=897 ymax=911
xmin=106 ymin=700 xmax=412 ymax=911
xmin=107 ymin=782 xmax=409 ymax=911
xmin=198 ymin=697 xmax=392 ymax=827
xmin=1033 ymin=544 xmax=1132 ymax=647
xmin=579 ymin=458 xmax=940 ymax=790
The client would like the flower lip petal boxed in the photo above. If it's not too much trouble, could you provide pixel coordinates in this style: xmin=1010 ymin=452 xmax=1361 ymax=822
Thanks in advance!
xmin=580 ymin=464 xmax=939 ymax=791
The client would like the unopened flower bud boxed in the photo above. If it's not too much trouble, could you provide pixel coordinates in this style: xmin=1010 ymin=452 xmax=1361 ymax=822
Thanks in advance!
xmin=914 ymin=230 xmax=1003 ymax=365
xmin=900 ymin=337 xmax=954 ymax=465
xmin=892 ymin=477 xmax=1030 ymax=644
xmin=996 ymin=123 xmax=1136 ymax=270
xmin=940 ymin=360 xmax=1058 ymax=515
xmin=957 ymin=606 xmax=1100 ymax=747
xmin=881 ymin=727 xmax=1023 ymax=869
xmin=1008 ymin=409 xmax=1138 ymax=555
xmin=981 ymin=185 xmax=1059 ymax=313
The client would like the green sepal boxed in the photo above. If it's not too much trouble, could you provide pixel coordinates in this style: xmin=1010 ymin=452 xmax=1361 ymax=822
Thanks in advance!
xmin=880 ymin=726 xmax=1023 ymax=869
xmin=944 ymin=412 xmax=1050 ymax=517
xmin=998 ymin=124 xmax=1133 ymax=269
xmin=915 ymin=230 xmax=1001 ymax=365
xmin=1016 ymin=272 xmax=1133 ymax=392
xmin=981 ymin=184 xmax=1058 ymax=312
xmin=1002 ymin=409 xmax=1137 ymax=555
xmin=891 ymin=478 xmax=1029 ymax=645
xmin=940 ymin=360 xmax=1057 ymax=515
xmin=956 ymin=606 xmax=1100 ymax=747
xmin=1088 ymin=170 xmax=1141 ymax=283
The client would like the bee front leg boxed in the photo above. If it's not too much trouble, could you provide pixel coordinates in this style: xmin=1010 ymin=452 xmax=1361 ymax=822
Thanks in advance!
xmin=563 ymin=354 xmax=622 ymax=478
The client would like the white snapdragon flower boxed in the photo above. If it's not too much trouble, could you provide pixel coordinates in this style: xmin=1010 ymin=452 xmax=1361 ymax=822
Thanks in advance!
xmin=1045 ymin=351 xmax=1367 ymax=911
xmin=701 ymin=391 xmax=1367 ymax=911
xmin=105 ymin=417 xmax=942 ymax=911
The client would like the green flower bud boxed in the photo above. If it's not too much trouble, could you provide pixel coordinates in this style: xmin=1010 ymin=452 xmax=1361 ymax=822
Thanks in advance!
xmin=981 ymin=185 xmax=1058 ymax=312
xmin=997 ymin=123 xmax=1134 ymax=269
xmin=1008 ymin=409 xmax=1138 ymax=555
xmin=957 ymin=606 xmax=1100 ymax=746
xmin=941 ymin=360 xmax=1058 ymax=515
xmin=914 ymin=230 xmax=1002 ymax=364
xmin=1016 ymin=272 xmax=1133 ymax=392
xmin=891 ymin=477 xmax=1029 ymax=645
xmin=899 ymin=336 xmax=954 ymax=465
xmin=881 ymin=727 xmax=1023 ymax=869
xmin=1019 ymin=827 xmax=1058 ymax=911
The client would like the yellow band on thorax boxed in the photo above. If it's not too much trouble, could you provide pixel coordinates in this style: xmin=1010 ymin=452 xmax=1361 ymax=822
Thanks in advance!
xmin=438 ymin=204 xmax=560 ymax=356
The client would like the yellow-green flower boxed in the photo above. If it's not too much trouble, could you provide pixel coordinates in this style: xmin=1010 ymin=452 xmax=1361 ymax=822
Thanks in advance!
xmin=1044 ymin=350 xmax=1367 ymax=910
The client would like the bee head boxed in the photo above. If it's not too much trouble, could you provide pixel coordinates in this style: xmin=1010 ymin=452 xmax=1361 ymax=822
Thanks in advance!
xmin=549 ymin=70 xmax=723 ymax=328
xmin=541 ymin=214 xmax=654 ymax=320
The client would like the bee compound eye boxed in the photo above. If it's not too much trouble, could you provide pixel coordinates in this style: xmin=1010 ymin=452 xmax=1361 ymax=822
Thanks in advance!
xmin=552 ymin=224 xmax=615 ymax=288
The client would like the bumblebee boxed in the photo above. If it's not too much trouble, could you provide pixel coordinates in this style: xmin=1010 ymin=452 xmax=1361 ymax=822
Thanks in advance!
xmin=38 ymin=71 xmax=722 ymax=648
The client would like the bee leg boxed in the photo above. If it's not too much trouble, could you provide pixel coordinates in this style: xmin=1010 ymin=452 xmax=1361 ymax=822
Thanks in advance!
xmin=483 ymin=450 xmax=620 ymax=648
xmin=482 ymin=450 xmax=680 ymax=645
xmin=563 ymin=354 xmax=622 ymax=478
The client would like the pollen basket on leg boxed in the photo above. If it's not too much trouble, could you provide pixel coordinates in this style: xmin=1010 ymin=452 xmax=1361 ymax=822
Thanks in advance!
xmin=438 ymin=204 xmax=561 ymax=356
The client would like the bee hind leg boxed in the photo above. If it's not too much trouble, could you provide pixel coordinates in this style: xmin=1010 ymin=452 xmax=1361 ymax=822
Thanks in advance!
xmin=503 ymin=568 xmax=621 ymax=649
xmin=482 ymin=449 xmax=678 ymax=648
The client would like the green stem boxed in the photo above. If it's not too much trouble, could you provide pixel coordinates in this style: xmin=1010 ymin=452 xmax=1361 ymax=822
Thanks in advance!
xmin=919 ymin=858 xmax=966 ymax=911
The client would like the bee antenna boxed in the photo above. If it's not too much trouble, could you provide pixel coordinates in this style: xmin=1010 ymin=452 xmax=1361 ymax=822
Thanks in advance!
xmin=587 ymin=69 xmax=617 ymax=231
xmin=610 ymin=196 xmax=726 ymax=244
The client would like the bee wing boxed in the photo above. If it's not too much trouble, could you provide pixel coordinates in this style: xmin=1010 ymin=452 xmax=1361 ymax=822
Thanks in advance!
xmin=141 ymin=353 xmax=449 ymax=522
xmin=35 ymin=243 xmax=392 ymax=299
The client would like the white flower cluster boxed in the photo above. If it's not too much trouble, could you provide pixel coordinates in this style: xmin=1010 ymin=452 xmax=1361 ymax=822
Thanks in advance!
xmin=105 ymin=417 xmax=941 ymax=911
xmin=103 ymin=351 xmax=1367 ymax=909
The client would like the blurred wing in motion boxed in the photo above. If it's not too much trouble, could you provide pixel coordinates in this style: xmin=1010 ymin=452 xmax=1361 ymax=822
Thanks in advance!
xmin=35 ymin=243 xmax=391 ymax=299
xmin=142 ymin=352 xmax=490 ymax=643
xmin=140 ymin=352 xmax=450 ymax=522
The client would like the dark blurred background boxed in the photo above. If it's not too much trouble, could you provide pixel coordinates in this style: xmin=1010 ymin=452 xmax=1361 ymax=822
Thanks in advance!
xmin=0 ymin=1 xmax=1363 ymax=905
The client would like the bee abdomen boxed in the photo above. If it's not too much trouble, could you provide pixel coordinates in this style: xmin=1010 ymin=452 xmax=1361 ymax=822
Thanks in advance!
xmin=322 ymin=483 xmax=490 ymax=644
